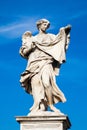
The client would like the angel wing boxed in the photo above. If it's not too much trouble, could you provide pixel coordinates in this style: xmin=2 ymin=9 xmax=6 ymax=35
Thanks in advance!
xmin=19 ymin=31 xmax=33 ymax=59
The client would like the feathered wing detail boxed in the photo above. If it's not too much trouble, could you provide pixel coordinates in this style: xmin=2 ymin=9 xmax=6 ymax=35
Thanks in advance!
xmin=19 ymin=31 xmax=34 ymax=59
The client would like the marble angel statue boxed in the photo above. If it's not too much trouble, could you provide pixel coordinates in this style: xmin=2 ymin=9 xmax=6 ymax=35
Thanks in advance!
xmin=19 ymin=19 xmax=71 ymax=114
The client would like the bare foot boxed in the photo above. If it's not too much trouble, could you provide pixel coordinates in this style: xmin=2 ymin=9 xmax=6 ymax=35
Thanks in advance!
xmin=49 ymin=105 xmax=64 ymax=115
xmin=49 ymin=105 xmax=60 ymax=112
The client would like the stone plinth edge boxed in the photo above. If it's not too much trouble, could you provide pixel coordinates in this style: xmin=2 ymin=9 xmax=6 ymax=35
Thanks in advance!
xmin=15 ymin=114 xmax=71 ymax=130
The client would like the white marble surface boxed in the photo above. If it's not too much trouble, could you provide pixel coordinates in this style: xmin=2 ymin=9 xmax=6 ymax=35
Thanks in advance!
xmin=16 ymin=114 xmax=71 ymax=130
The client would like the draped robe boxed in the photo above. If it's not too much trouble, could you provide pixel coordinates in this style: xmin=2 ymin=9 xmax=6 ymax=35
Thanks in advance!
xmin=19 ymin=29 xmax=70 ymax=106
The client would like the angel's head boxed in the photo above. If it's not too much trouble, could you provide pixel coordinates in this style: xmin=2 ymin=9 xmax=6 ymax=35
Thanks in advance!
xmin=36 ymin=19 xmax=50 ymax=31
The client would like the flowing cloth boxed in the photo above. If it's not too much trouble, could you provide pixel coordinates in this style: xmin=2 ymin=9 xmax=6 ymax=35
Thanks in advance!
xmin=19 ymin=29 xmax=70 ymax=106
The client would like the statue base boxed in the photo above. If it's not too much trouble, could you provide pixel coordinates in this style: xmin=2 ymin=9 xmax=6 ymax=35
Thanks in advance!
xmin=16 ymin=112 xmax=71 ymax=130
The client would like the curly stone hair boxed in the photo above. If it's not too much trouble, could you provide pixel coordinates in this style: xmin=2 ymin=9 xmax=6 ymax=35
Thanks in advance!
xmin=36 ymin=19 xmax=50 ymax=30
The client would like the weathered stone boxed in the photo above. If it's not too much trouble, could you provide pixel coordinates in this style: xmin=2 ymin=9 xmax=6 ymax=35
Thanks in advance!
xmin=16 ymin=114 xmax=71 ymax=130
xmin=19 ymin=19 xmax=71 ymax=113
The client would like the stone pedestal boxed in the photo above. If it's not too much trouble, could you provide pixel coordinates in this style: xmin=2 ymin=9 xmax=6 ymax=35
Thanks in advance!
xmin=16 ymin=114 xmax=71 ymax=130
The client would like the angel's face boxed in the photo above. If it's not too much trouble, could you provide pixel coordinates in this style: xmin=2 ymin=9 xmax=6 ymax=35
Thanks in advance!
xmin=39 ymin=22 xmax=48 ymax=32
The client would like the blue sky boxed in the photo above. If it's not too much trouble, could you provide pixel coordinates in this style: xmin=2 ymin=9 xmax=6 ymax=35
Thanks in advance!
xmin=0 ymin=0 xmax=87 ymax=130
